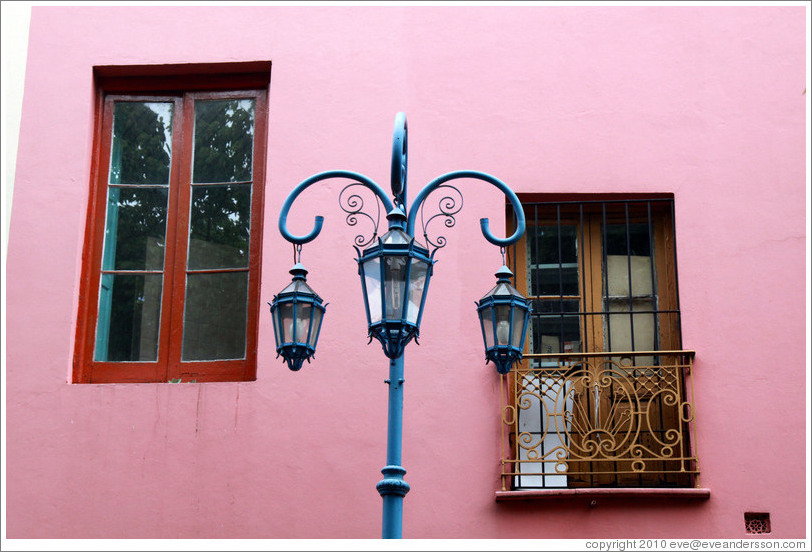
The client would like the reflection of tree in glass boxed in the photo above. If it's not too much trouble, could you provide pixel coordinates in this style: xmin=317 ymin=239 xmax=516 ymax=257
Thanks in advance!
xmin=106 ymin=274 xmax=146 ymax=361
xmin=109 ymin=188 xmax=168 ymax=270
xmin=111 ymin=102 xmax=172 ymax=185
xmin=189 ymin=185 xmax=250 ymax=267
xmin=193 ymin=100 xmax=255 ymax=183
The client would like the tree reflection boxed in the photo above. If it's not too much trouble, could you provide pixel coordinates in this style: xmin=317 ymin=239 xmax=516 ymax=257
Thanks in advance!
xmin=188 ymin=185 xmax=251 ymax=269
xmin=107 ymin=188 xmax=168 ymax=270
xmin=110 ymin=102 xmax=172 ymax=185
xmin=193 ymin=100 xmax=255 ymax=183
xmin=98 ymin=102 xmax=172 ymax=361
xmin=97 ymin=99 xmax=256 ymax=361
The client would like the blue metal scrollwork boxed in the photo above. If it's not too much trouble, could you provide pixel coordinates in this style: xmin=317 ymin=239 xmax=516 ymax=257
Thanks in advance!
xmin=339 ymin=183 xmax=383 ymax=248
xmin=278 ymin=170 xmax=394 ymax=246
xmin=418 ymin=184 xmax=463 ymax=253
xmin=406 ymin=170 xmax=526 ymax=249
xmin=390 ymin=112 xmax=408 ymax=209
xmin=277 ymin=113 xmax=525 ymax=252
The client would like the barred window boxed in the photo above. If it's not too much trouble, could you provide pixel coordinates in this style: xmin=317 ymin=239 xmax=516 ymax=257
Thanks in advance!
xmin=500 ymin=196 xmax=698 ymax=490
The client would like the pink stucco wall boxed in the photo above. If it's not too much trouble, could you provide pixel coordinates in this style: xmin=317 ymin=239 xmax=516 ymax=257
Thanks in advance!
xmin=5 ymin=6 xmax=808 ymax=539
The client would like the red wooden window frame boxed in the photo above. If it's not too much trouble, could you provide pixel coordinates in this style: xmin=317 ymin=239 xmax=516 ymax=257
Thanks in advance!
xmin=74 ymin=68 xmax=269 ymax=383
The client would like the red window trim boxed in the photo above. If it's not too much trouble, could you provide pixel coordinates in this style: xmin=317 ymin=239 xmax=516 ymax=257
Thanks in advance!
xmin=74 ymin=66 xmax=270 ymax=384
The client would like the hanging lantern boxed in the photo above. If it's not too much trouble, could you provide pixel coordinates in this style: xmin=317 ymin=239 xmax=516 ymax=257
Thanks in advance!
xmin=356 ymin=208 xmax=434 ymax=359
xmin=269 ymin=263 xmax=327 ymax=371
xmin=476 ymin=265 xmax=531 ymax=374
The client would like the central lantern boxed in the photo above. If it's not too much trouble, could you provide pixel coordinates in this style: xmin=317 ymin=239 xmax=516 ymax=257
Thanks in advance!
xmin=356 ymin=209 xmax=434 ymax=358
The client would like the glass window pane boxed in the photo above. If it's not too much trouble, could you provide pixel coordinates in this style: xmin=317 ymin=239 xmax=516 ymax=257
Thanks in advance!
xmin=606 ymin=298 xmax=656 ymax=358
xmin=511 ymin=307 xmax=527 ymax=348
xmin=527 ymin=224 xmax=578 ymax=264
xmin=384 ymin=255 xmax=408 ymax=320
xmin=495 ymin=305 xmax=511 ymax=345
xmin=193 ymin=99 xmax=255 ymax=183
xmin=363 ymin=258 xmax=382 ymax=323
xmin=606 ymin=254 xmax=654 ymax=297
xmin=406 ymin=260 xmax=428 ymax=324
xmin=531 ymin=265 xmax=579 ymax=296
xmin=527 ymin=224 xmax=579 ymax=296
xmin=182 ymin=272 xmax=248 ymax=360
xmin=102 ymin=187 xmax=168 ymax=271
xmin=187 ymin=184 xmax=251 ymax=269
xmin=480 ymin=306 xmax=494 ymax=349
xmin=277 ymin=302 xmax=294 ymax=344
xmin=94 ymin=274 xmax=162 ymax=361
xmin=605 ymin=223 xmax=651 ymax=257
xmin=110 ymin=102 xmax=173 ymax=185
xmin=271 ymin=306 xmax=283 ymax=348
xmin=529 ymin=299 xmax=581 ymax=354
xmin=309 ymin=309 xmax=323 ymax=348
xmin=295 ymin=303 xmax=313 ymax=344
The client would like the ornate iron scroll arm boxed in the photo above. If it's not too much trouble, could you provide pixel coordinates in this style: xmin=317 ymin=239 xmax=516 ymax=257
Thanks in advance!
xmin=339 ymin=183 xmax=383 ymax=248
xmin=405 ymin=171 xmax=527 ymax=250
xmin=278 ymin=170 xmax=395 ymax=246
xmin=390 ymin=112 xmax=408 ymax=210
xmin=417 ymin=184 xmax=463 ymax=252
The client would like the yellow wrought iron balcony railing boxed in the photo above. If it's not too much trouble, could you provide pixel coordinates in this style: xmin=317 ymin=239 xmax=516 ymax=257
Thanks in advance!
xmin=500 ymin=350 xmax=698 ymax=490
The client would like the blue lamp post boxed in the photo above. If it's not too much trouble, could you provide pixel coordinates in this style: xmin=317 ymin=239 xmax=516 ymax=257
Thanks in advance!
xmin=270 ymin=113 xmax=528 ymax=538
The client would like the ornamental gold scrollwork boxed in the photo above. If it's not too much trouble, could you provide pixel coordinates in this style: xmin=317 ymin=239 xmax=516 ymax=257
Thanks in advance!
xmin=506 ymin=353 xmax=695 ymax=483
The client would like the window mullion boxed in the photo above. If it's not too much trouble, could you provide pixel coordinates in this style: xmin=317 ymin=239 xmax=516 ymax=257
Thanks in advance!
xmin=164 ymin=94 xmax=196 ymax=380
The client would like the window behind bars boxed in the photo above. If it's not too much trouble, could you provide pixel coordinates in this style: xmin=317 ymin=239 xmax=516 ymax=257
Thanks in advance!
xmin=502 ymin=196 xmax=696 ymax=489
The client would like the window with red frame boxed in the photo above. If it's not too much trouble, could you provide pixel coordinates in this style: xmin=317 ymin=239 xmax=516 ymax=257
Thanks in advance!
xmin=74 ymin=67 xmax=268 ymax=383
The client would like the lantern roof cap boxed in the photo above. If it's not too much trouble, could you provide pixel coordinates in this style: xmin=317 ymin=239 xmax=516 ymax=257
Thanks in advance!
xmin=495 ymin=265 xmax=514 ymax=282
xmin=279 ymin=263 xmax=321 ymax=297
xmin=386 ymin=207 xmax=407 ymax=225
xmin=480 ymin=266 xmax=524 ymax=300
xmin=289 ymin=263 xmax=308 ymax=279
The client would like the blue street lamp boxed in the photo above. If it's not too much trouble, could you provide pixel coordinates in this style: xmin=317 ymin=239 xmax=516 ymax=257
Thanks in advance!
xmin=356 ymin=208 xmax=434 ymax=359
xmin=269 ymin=262 xmax=327 ymax=371
xmin=270 ymin=113 xmax=528 ymax=539
xmin=476 ymin=265 xmax=532 ymax=374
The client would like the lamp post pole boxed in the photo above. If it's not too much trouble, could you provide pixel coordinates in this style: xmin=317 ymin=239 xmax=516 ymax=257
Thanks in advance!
xmin=271 ymin=113 xmax=528 ymax=539
xmin=378 ymin=354 xmax=408 ymax=538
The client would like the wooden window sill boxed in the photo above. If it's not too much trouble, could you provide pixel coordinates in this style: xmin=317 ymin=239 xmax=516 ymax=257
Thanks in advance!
xmin=496 ymin=488 xmax=711 ymax=502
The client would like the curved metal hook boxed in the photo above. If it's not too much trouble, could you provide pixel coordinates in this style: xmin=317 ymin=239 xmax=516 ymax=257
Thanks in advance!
xmin=405 ymin=171 xmax=526 ymax=247
xmin=390 ymin=112 xmax=408 ymax=209
xmin=278 ymin=170 xmax=395 ymax=245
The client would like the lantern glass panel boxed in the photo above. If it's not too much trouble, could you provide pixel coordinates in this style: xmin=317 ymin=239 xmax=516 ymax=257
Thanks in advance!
xmin=384 ymin=255 xmax=408 ymax=320
xmin=272 ymin=306 xmax=282 ymax=348
xmin=512 ymin=308 xmax=526 ymax=348
xmin=279 ymin=302 xmax=295 ymax=343
xmin=381 ymin=228 xmax=411 ymax=245
xmin=481 ymin=306 xmax=495 ymax=349
xmin=495 ymin=305 xmax=511 ymax=345
xmin=406 ymin=259 xmax=429 ymax=324
xmin=296 ymin=303 xmax=313 ymax=344
xmin=309 ymin=308 xmax=323 ymax=348
xmin=363 ymin=257 xmax=382 ymax=323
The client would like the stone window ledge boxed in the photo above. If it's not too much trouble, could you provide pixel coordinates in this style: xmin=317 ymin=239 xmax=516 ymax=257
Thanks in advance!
xmin=496 ymin=488 xmax=711 ymax=502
